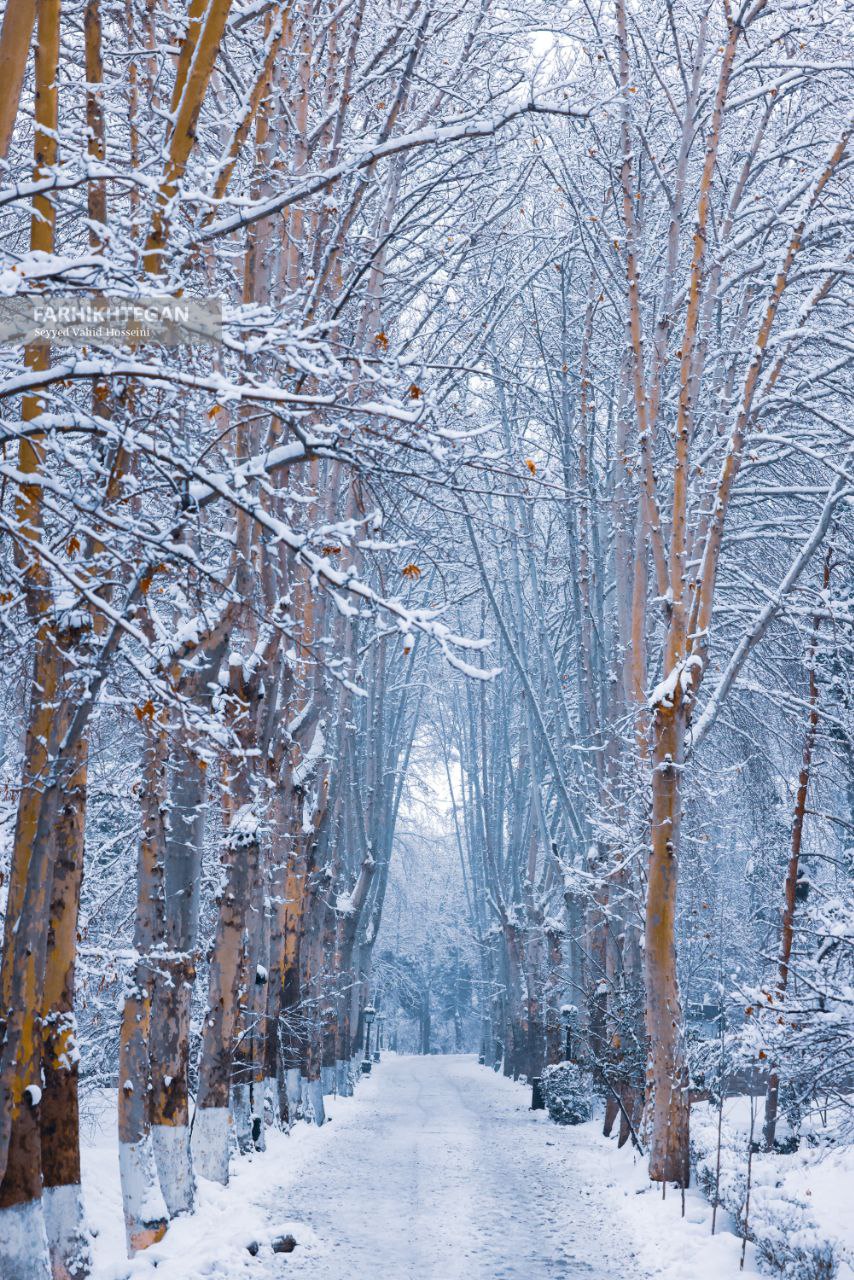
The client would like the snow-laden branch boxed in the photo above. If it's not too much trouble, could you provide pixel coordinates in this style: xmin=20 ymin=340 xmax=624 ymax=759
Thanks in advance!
xmin=199 ymin=96 xmax=590 ymax=240
xmin=690 ymin=449 xmax=853 ymax=752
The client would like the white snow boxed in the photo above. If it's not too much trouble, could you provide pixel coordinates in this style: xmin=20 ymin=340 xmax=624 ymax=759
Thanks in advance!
xmin=573 ymin=1120 xmax=762 ymax=1280
xmin=692 ymin=1096 xmax=854 ymax=1280
xmin=77 ymin=1055 xmax=774 ymax=1280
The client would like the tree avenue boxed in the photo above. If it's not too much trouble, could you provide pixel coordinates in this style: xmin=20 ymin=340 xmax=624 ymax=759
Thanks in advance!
xmin=0 ymin=1 xmax=851 ymax=1277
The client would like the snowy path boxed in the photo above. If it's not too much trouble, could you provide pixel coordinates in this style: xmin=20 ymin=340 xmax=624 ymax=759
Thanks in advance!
xmin=87 ymin=1055 xmax=759 ymax=1280
xmin=275 ymin=1053 xmax=646 ymax=1280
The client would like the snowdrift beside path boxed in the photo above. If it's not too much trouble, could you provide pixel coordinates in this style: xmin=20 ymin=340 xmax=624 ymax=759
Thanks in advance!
xmin=691 ymin=1098 xmax=854 ymax=1280
xmin=80 ymin=1080 xmax=370 ymax=1280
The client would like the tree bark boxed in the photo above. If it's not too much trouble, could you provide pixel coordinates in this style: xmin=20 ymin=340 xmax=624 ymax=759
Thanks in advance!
xmin=117 ymin=713 xmax=169 ymax=1254
xmin=0 ymin=0 xmax=36 ymax=159
xmin=645 ymin=700 xmax=690 ymax=1186
xmin=149 ymin=726 xmax=208 ymax=1214
xmin=279 ymin=837 xmax=308 ymax=1122
xmin=192 ymin=731 xmax=261 ymax=1184
xmin=233 ymin=844 xmax=268 ymax=1152
xmin=40 ymin=730 xmax=91 ymax=1279
xmin=763 ymin=585 xmax=825 ymax=1150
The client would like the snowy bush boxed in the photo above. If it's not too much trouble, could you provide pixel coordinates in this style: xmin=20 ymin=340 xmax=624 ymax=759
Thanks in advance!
xmin=752 ymin=1189 xmax=837 ymax=1280
xmin=541 ymin=1063 xmax=593 ymax=1126
xmin=692 ymin=1112 xmax=749 ymax=1214
xmin=691 ymin=1106 xmax=841 ymax=1280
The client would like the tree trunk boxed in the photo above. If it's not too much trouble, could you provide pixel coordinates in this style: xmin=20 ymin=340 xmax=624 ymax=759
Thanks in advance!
xmin=420 ymin=993 xmax=431 ymax=1055
xmin=279 ymin=835 xmax=309 ymax=1121
xmin=320 ymin=904 xmax=339 ymax=1098
xmin=192 ymin=769 xmax=260 ymax=1183
xmin=233 ymin=844 xmax=268 ymax=1153
xmin=0 ymin=2 xmax=63 ymax=1269
xmin=150 ymin=727 xmax=207 ymax=1215
xmin=763 ymin=600 xmax=823 ymax=1150
xmin=299 ymin=873 xmax=327 ymax=1125
xmin=603 ymin=1097 xmax=620 ymax=1138
xmin=585 ymin=850 xmax=609 ymax=1071
xmin=0 ymin=631 xmax=67 ymax=1279
xmin=40 ymin=731 xmax=91 ymax=1279
xmin=544 ymin=928 xmax=564 ymax=1067
xmin=117 ymin=714 xmax=169 ymax=1254
xmin=250 ymin=883 xmax=272 ymax=1149
xmin=0 ymin=0 xmax=36 ymax=159
xmin=149 ymin=958 xmax=195 ymax=1205
xmin=645 ymin=702 xmax=690 ymax=1186
xmin=263 ymin=816 xmax=288 ymax=1126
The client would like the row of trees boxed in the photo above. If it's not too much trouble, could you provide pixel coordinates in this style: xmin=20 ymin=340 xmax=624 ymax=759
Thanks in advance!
xmin=406 ymin=0 xmax=854 ymax=1184
xmin=0 ymin=0 xmax=852 ymax=1276
xmin=0 ymin=0 xmax=548 ymax=1275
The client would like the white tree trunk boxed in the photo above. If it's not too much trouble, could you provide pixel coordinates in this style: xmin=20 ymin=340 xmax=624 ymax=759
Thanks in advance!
xmin=43 ymin=1182 xmax=90 ymax=1280
xmin=118 ymin=1137 xmax=169 ymax=1255
xmin=151 ymin=1124 xmax=194 ymax=1217
xmin=321 ymin=1065 xmax=336 ymax=1097
xmin=336 ymin=1059 xmax=352 ymax=1097
xmin=263 ymin=1077 xmax=280 ymax=1129
xmin=0 ymin=1200 xmax=52 ymax=1280
xmin=305 ymin=1078 xmax=326 ymax=1127
xmin=231 ymin=1084 xmax=253 ymax=1154
xmin=190 ymin=1107 xmax=231 ymax=1185
xmin=284 ymin=1068 xmax=302 ymax=1123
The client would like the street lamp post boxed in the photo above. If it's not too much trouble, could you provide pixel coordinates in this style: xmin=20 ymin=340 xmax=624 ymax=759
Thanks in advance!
xmin=374 ymin=1012 xmax=385 ymax=1063
xmin=361 ymin=1005 xmax=376 ymax=1075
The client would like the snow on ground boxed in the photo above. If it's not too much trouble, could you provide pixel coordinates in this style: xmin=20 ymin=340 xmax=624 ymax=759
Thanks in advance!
xmin=82 ymin=1054 xmax=764 ymax=1280
xmin=692 ymin=1095 xmax=854 ymax=1280
xmin=566 ymin=1108 xmax=761 ymax=1280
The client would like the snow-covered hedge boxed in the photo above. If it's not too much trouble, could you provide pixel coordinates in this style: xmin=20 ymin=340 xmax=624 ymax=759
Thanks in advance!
xmin=541 ymin=1063 xmax=593 ymax=1126
xmin=691 ymin=1106 xmax=841 ymax=1280
xmin=750 ymin=1188 xmax=837 ymax=1280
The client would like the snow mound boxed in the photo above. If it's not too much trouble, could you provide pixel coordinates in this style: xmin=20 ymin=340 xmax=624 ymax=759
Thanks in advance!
xmin=541 ymin=1062 xmax=593 ymax=1126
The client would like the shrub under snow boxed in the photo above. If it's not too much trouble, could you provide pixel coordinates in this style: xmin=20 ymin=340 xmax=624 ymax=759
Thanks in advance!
xmin=541 ymin=1063 xmax=593 ymax=1126
xmin=692 ymin=1104 xmax=845 ymax=1280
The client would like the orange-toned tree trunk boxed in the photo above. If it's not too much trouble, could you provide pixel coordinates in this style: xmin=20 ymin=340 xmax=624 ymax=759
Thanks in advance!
xmin=585 ymin=846 xmax=610 ymax=1069
xmin=0 ymin=3 xmax=64 ymax=1272
xmin=249 ymin=890 xmax=273 ymax=1149
xmin=40 ymin=732 xmax=91 ymax=1280
xmin=39 ymin=7 xmax=107 ymax=1267
xmin=144 ymin=0 xmax=235 ymax=272
xmin=298 ymin=869 xmax=327 ymax=1125
xmin=279 ymin=834 xmax=309 ymax=1121
xmin=0 ymin=635 xmax=69 ymax=1279
xmin=233 ymin=844 xmax=269 ymax=1153
xmin=0 ymin=0 xmax=36 ymax=159
xmin=264 ymin=825 xmax=288 ymax=1123
xmin=645 ymin=696 xmax=690 ymax=1185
